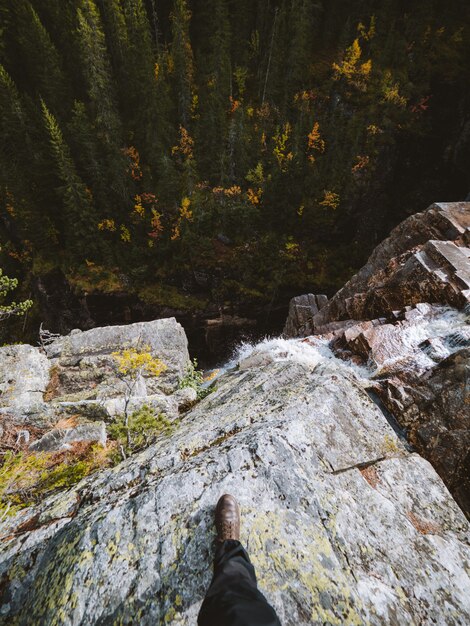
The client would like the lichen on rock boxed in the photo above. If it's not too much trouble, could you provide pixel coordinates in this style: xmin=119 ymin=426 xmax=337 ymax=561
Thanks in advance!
xmin=0 ymin=336 xmax=469 ymax=625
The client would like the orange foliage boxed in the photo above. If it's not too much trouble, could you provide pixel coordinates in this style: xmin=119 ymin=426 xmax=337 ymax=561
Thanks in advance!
xmin=351 ymin=155 xmax=370 ymax=173
xmin=307 ymin=122 xmax=326 ymax=163
xmin=229 ymin=96 xmax=241 ymax=113
xmin=122 ymin=146 xmax=142 ymax=181
xmin=171 ymin=125 xmax=194 ymax=160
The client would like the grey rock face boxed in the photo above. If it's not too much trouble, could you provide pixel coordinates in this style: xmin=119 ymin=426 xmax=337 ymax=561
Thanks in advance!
xmin=0 ymin=318 xmax=190 ymax=431
xmin=315 ymin=303 xmax=470 ymax=518
xmin=1 ymin=341 xmax=469 ymax=625
xmin=0 ymin=345 xmax=49 ymax=412
xmin=45 ymin=318 xmax=190 ymax=400
xmin=330 ymin=306 xmax=470 ymax=519
xmin=29 ymin=422 xmax=107 ymax=452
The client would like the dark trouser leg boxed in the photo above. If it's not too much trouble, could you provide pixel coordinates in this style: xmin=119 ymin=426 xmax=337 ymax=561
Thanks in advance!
xmin=198 ymin=540 xmax=281 ymax=626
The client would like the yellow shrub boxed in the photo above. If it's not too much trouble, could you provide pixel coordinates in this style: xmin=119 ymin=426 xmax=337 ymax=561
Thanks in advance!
xmin=112 ymin=346 xmax=167 ymax=378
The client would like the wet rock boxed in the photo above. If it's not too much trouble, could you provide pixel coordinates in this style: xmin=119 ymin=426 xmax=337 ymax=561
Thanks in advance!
xmin=328 ymin=305 xmax=470 ymax=517
xmin=0 ymin=343 xmax=469 ymax=625
xmin=400 ymin=347 xmax=470 ymax=514
xmin=285 ymin=202 xmax=470 ymax=518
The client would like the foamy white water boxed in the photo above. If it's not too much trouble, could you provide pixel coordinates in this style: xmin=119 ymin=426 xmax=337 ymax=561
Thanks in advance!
xmin=205 ymin=334 xmax=370 ymax=385
xmin=204 ymin=304 xmax=469 ymax=387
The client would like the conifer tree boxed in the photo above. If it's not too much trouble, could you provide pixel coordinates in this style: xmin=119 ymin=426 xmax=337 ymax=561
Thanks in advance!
xmin=98 ymin=0 xmax=129 ymax=70
xmin=10 ymin=1 xmax=69 ymax=114
xmin=76 ymin=0 xmax=128 ymax=209
xmin=77 ymin=0 xmax=122 ymax=140
xmin=0 ymin=65 xmax=41 ymax=244
xmin=41 ymin=99 xmax=100 ymax=260
xmin=68 ymin=100 xmax=108 ymax=211
xmin=121 ymin=0 xmax=161 ymax=161
xmin=171 ymin=0 xmax=194 ymax=128
xmin=195 ymin=0 xmax=232 ymax=183
xmin=0 ymin=260 xmax=33 ymax=322
xmin=285 ymin=0 xmax=316 ymax=106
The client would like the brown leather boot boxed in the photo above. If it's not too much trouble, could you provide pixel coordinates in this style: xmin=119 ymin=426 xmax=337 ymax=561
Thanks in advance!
xmin=215 ymin=494 xmax=240 ymax=542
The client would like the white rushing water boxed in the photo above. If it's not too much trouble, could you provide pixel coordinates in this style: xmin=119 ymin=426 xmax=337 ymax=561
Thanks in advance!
xmin=203 ymin=335 xmax=371 ymax=386
xmin=203 ymin=304 xmax=469 ymax=387
xmin=400 ymin=305 xmax=470 ymax=352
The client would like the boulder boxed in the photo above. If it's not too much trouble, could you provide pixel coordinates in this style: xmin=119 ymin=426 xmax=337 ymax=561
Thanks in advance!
xmin=0 ymin=341 xmax=469 ymax=625
xmin=44 ymin=318 xmax=190 ymax=401
xmin=283 ymin=293 xmax=328 ymax=338
xmin=0 ymin=318 xmax=191 ymax=435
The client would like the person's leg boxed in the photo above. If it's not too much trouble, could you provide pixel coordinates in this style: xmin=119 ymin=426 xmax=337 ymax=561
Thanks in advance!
xmin=198 ymin=495 xmax=281 ymax=626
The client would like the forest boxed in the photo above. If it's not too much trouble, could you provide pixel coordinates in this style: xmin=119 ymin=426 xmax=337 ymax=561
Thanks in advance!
xmin=0 ymin=0 xmax=469 ymax=342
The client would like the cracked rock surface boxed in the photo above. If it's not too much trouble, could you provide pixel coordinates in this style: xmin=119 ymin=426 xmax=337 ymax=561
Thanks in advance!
xmin=283 ymin=202 xmax=470 ymax=518
xmin=1 ymin=341 xmax=469 ymax=625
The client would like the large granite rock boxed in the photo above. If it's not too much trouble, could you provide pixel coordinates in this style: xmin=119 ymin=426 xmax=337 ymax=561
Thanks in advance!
xmin=0 ymin=340 xmax=469 ymax=625
xmin=283 ymin=294 xmax=328 ymax=338
xmin=44 ymin=318 xmax=190 ymax=400
xmin=0 ymin=318 xmax=190 ymax=430
xmin=29 ymin=421 xmax=107 ymax=452
xmin=0 ymin=315 xmax=191 ymax=482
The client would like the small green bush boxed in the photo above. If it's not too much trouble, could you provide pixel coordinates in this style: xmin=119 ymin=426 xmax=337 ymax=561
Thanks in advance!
xmin=108 ymin=404 xmax=173 ymax=458
xmin=179 ymin=358 xmax=212 ymax=400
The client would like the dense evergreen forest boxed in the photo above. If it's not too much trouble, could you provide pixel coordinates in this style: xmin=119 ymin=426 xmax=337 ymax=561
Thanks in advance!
xmin=1 ymin=0 xmax=469 ymax=341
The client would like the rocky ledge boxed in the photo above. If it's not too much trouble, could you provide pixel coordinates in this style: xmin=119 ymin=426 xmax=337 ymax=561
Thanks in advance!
xmin=0 ymin=318 xmax=192 ymax=449
xmin=1 ymin=334 xmax=470 ymax=625
xmin=285 ymin=202 xmax=470 ymax=518
xmin=0 ymin=203 xmax=469 ymax=625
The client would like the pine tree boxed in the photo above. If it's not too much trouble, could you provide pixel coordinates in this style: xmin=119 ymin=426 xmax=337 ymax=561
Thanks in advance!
xmin=0 ymin=65 xmax=28 ymax=178
xmin=76 ymin=0 xmax=122 ymax=140
xmin=98 ymin=0 xmax=129 ymax=69
xmin=195 ymin=0 xmax=232 ymax=183
xmin=10 ymin=1 xmax=69 ymax=115
xmin=76 ymin=0 xmax=128 ymax=209
xmin=0 ymin=64 xmax=51 ymax=249
xmin=171 ymin=0 xmax=194 ymax=128
xmin=68 ymin=100 xmax=108 ymax=211
xmin=41 ymin=99 xmax=100 ymax=261
xmin=0 ymin=261 xmax=33 ymax=322
xmin=285 ymin=0 xmax=316 ymax=106
xmin=121 ymin=0 xmax=160 ymax=160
